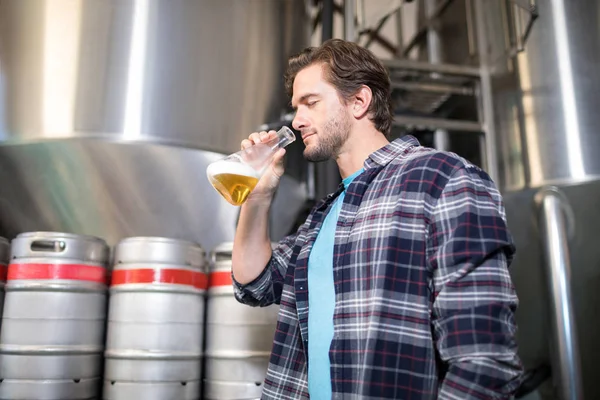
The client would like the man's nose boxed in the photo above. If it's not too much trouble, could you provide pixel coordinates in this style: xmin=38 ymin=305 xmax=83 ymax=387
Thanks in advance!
xmin=292 ymin=112 xmax=307 ymax=131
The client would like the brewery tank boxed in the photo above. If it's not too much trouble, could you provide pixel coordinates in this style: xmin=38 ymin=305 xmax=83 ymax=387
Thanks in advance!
xmin=474 ymin=0 xmax=600 ymax=398
xmin=406 ymin=0 xmax=600 ymax=397
xmin=0 ymin=0 xmax=310 ymax=249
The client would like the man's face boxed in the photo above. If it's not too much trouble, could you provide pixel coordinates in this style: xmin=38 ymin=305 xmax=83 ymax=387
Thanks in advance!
xmin=291 ymin=63 xmax=352 ymax=162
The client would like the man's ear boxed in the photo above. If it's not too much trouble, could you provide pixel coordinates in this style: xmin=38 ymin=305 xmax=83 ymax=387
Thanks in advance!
xmin=350 ymin=85 xmax=373 ymax=119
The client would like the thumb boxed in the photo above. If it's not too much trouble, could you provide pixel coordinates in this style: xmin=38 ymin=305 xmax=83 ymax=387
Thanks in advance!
xmin=271 ymin=148 xmax=286 ymax=177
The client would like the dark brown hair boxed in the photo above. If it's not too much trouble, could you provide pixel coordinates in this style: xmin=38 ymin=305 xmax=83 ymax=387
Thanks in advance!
xmin=284 ymin=39 xmax=393 ymax=136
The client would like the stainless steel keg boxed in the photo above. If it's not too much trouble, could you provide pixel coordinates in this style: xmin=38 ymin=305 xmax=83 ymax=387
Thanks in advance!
xmin=0 ymin=237 xmax=9 ymax=325
xmin=204 ymin=242 xmax=279 ymax=400
xmin=103 ymin=237 xmax=206 ymax=400
xmin=0 ymin=232 xmax=109 ymax=400
xmin=204 ymin=381 xmax=264 ymax=400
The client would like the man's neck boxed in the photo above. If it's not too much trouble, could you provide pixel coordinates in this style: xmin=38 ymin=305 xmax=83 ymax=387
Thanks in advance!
xmin=335 ymin=126 xmax=389 ymax=179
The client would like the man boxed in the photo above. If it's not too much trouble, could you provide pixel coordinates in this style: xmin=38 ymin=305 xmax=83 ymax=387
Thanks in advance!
xmin=231 ymin=39 xmax=522 ymax=399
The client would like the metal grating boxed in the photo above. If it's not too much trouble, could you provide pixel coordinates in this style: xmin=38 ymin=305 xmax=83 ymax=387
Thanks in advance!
xmin=383 ymin=59 xmax=483 ymax=132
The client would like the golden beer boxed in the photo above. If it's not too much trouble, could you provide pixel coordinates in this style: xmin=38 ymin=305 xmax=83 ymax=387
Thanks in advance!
xmin=207 ymin=161 xmax=260 ymax=206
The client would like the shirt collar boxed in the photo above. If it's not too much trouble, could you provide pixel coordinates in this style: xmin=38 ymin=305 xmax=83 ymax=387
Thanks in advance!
xmin=363 ymin=135 xmax=420 ymax=170
xmin=342 ymin=168 xmax=364 ymax=188
xmin=317 ymin=135 xmax=420 ymax=210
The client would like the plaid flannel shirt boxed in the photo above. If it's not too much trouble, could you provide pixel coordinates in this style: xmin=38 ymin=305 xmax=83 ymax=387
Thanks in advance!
xmin=233 ymin=136 xmax=523 ymax=399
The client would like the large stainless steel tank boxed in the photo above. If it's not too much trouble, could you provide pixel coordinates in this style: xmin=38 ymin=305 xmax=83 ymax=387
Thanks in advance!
xmin=474 ymin=0 xmax=600 ymax=398
xmin=0 ymin=0 xmax=309 ymax=250
xmin=480 ymin=1 xmax=600 ymax=190
xmin=0 ymin=0 xmax=306 ymax=152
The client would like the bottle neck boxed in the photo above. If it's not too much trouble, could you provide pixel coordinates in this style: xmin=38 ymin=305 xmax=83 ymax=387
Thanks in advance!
xmin=268 ymin=126 xmax=296 ymax=151
xmin=271 ymin=135 xmax=294 ymax=150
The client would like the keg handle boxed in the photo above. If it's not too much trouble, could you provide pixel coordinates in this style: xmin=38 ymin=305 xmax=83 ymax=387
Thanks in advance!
xmin=30 ymin=240 xmax=67 ymax=253
xmin=211 ymin=251 xmax=232 ymax=265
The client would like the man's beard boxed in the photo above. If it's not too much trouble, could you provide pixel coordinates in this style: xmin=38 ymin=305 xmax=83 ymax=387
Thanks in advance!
xmin=303 ymin=110 xmax=351 ymax=162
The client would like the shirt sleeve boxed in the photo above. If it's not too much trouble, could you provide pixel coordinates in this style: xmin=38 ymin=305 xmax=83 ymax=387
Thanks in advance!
xmin=232 ymin=228 xmax=299 ymax=307
xmin=427 ymin=165 xmax=523 ymax=399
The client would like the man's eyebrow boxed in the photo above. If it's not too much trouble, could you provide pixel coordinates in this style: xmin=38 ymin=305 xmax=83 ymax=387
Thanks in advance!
xmin=291 ymin=93 xmax=318 ymax=110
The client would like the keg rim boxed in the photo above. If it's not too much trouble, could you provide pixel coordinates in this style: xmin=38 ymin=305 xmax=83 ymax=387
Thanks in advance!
xmin=113 ymin=237 xmax=206 ymax=268
xmin=210 ymin=242 xmax=277 ymax=259
xmin=116 ymin=236 xmax=203 ymax=249
xmin=0 ymin=237 xmax=9 ymax=245
xmin=15 ymin=231 xmax=107 ymax=244
xmin=211 ymin=242 xmax=234 ymax=255
xmin=204 ymin=351 xmax=272 ymax=359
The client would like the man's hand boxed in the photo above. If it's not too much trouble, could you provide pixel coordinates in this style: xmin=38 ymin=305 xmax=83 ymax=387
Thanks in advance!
xmin=240 ymin=130 xmax=286 ymax=203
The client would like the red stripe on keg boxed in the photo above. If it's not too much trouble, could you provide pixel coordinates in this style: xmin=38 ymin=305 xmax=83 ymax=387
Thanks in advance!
xmin=209 ymin=271 xmax=233 ymax=287
xmin=0 ymin=263 xmax=7 ymax=282
xmin=7 ymin=263 xmax=107 ymax=283
xmin=111 ymin=269 xmax=208 ymax=290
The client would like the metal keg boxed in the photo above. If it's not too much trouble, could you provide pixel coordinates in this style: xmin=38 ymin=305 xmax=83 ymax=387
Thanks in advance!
xmin=204 ymin=242 xmax=279 ymax=400
xmin=0 ymin=237 xmax=9 ymax=325
xmin=0 ymin=232 xmax=109 ymax=400
xmin=103 ymin=237 xmax=207 ymax=400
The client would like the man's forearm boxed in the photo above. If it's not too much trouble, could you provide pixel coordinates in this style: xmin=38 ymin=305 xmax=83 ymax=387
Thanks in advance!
xmin=438 ymin=357 xmax=522 ymax=400
xmin=231 ymin=199 xmax=274 ymax=285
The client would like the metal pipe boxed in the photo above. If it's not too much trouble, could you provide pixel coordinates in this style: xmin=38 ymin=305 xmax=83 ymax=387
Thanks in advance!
xmin=536 ymin=188 xmax=583 ymax=400
xmin=472 ymin=0 xmax=499 ymax=182
xmin=382 ymin=58 xmax=481 ymax=77
xmin=425 ymin=0 xmax=450 ymax=152
xmin=357 ymin=0 xmax=366 ymax=33
xmin=425 ymin=0 xmax=442 ymax=65
xmin=402 ymin=0 xmax=454 ymax=57
xmin=393 ymin=116 xmax=483 ymax=132
xmin=322 ymin=0 xmax=334 ymax=42
xmin=344 ymin=0 xmax=355 ymax=42
xmin=390 ymin=81 xmax=474 ymax=96
xmin=465 ymin=0 xmax=476 ymax=57
xmin=395 ymin=2 xmax=404 ymax=56
xmin=314 ymin=0 xmax=340 ymax=200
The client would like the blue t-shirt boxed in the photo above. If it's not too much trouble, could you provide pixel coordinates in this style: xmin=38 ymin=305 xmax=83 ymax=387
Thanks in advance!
xmin=307 ymin=168 xmax=364 ymax=398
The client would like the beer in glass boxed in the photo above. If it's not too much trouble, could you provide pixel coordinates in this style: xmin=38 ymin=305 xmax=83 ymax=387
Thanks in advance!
xmin=207 ymin=126 xmax=296 ymax=206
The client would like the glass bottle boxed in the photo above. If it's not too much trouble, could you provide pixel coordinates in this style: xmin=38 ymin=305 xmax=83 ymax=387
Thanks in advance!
xmin=206 ymin=126 xmax=296 ymax=206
